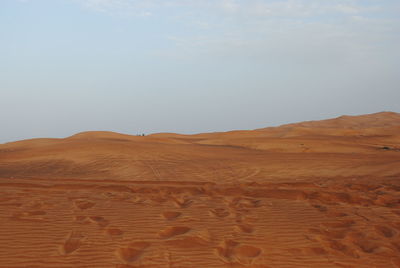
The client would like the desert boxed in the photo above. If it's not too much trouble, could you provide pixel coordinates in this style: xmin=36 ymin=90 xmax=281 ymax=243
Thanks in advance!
xmin=0 ymin=112 xmax=400 ymax=267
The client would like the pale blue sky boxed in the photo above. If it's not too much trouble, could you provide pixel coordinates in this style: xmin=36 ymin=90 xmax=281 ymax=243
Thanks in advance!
xmin=1 ymin=0 xmax=399 ymax=142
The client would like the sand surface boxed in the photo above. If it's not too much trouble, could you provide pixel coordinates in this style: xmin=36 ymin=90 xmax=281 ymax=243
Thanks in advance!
xmin=1 ymin=112 xmax=400 ymax=268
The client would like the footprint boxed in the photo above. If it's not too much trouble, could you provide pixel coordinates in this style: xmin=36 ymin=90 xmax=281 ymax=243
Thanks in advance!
xmin=60 ymin=232 xmax=85 ymax=255
xmin=210 ymin=208 xmax=230 ymax=218
xmin=312 ymin=204 xmax=328 ymax=212
xmin=227 ymin=197 xmax=261 ymax=208
xmin=162 ymin=211 xmax=182 ymax=220
xmin=116 ymin=248 xmax=144 ymax=263
xmin=323 ymin=229 xmax=348 ymax=240
xmin=235 ymin=223 xmax=254 ymax=233
xmin=375 ymin=225 xmax=396 ymax=238
xmin=237 ymin=198 xmax=262 ymax=209
xmin=89 ymin=216 xmax=109 ymax=227
xmin=116 ymin=241 xmax=150 ymax=263
xmin=326 ymin=240 xmax=360 ymax=258
xmin=75 ymin=215 xmax=90 ymax=224
xmin=11 ymin=210 xmax=47 ymax=221
xmin=215 ymin=239 xmax=239 ymax=262
xmin=353 ymin=239 xmax=380 ymax=254
xmin=103 ymin=192 xmax=117 ymax=199
xmin=158 ymin=226 xmax=191 ymax=239
xmin=105 ymin=228 xmax=124 ymax=236
xmin=172 ymin=196 xmax=193 ymax=208
xmin=74 ymin=200 xmax=95 ymax=210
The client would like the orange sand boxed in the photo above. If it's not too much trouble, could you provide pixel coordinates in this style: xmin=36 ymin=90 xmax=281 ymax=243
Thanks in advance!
xmin=0 ymin=112 xmax=399 ymax=267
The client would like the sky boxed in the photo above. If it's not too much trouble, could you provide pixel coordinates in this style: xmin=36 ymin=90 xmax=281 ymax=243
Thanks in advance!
xmin=1 ymin=0 xmax=400 ymax=142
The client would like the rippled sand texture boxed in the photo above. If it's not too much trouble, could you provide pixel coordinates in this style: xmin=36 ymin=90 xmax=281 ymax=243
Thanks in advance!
xmin=1 ymin=112 xmax=400 ymax=268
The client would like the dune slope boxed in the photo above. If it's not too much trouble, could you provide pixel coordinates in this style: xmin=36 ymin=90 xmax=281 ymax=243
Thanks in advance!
xmin=1 ymin=112 xmax=400 ymax=268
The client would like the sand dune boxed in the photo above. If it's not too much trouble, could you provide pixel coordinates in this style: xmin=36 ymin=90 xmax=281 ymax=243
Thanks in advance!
xmin=1 ymin=112 xmax=400 ymax=267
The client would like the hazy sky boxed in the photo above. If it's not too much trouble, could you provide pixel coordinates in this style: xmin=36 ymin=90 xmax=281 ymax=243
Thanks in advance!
xmin=1 ymin=0 xmax=399 ymax=142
